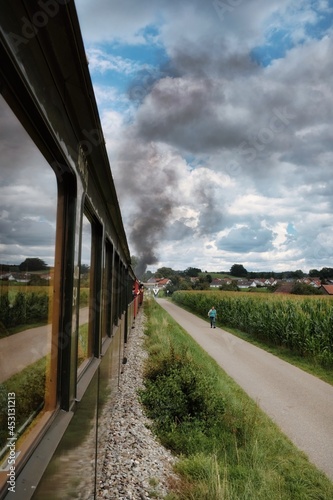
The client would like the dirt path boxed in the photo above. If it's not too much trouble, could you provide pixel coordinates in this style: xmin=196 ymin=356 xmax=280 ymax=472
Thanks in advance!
xmin=157 ymin=298 xmax=333 ymax=482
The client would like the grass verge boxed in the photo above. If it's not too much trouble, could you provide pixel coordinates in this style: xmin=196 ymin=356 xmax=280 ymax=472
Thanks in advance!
xmin=220 ymin=324 xmax=333 ymax=386
xmin=140 ymin=298 xmax=333 ymax=500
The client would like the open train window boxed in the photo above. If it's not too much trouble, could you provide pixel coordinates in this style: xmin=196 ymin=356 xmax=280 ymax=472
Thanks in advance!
xmin=0 ymin=95 xmax=58 ymax=486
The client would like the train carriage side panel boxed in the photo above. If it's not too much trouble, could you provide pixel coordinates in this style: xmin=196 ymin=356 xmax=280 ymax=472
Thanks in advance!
xmin=0 ymin=1 xmax=139 ymax=499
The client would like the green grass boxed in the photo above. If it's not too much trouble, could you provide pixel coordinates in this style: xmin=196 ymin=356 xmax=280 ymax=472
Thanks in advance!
xmin=221 ymin=324 xmax=333 ymax=386
xmin=77 ymin=323 xmax=89 ymax=366
xmin=142 ymin=298 xmax=333 ymax=500
xmin=0 ymin=357 xmax=46 ymax=452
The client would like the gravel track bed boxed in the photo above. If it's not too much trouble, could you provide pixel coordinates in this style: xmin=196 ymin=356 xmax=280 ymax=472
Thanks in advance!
xmin=97 ymin=310 xmax=179 ymax=499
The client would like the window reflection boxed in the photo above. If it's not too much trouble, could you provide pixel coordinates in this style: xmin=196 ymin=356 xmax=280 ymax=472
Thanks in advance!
xmin=0 ymin=95 xmax=57 ymax=462
xmin=102 ymin=242 xmax=113 ymax=339
xmin=113 ymin=253 xmax=120 ymax=325
xmin=77 ymin=214 xmax=92 ymax=370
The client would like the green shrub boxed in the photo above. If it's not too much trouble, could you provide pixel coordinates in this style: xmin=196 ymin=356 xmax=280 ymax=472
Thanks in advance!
xmin=139 ymin=345 xmax=225 ymax=454
xmin=0 ymin=291 xmax=49 ymax=329
xmin=79 ymin=289 xmax=89 ymax=307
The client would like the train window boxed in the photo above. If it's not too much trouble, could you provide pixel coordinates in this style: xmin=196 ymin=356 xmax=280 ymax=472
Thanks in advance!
xmin=102 ymin=241 xmax=113 ymax=339
xmin=77 ymin=214 xmax=92 ymax=371
xmin=113 ymin=252 xmax=120 ymax=325
xmin=120 ymin=263 xmax=125 ymax=318
xmin=0 ymin=95 xmax=57 ymax=477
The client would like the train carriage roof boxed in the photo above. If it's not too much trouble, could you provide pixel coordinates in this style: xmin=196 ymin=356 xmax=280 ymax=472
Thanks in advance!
xmin=0 ymin=0 xmax=132 ymax=268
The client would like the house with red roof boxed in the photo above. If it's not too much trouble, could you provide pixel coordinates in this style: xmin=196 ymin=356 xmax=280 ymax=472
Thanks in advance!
xmin=320 ymin=284 xmax=333 ymax=295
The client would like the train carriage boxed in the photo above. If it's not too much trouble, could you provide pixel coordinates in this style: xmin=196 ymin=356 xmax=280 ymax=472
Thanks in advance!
xmin=0 ymin=2 xmax=140 ymax=498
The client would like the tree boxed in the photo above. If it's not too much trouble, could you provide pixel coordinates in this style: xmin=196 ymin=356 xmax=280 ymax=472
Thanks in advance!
xmin=291 ymin=283 xmax=323 ymax=295
xmin=319 ymin=267 xmax=333 ymax=281
xmin=179 ymin=280 xmax=192 ymax=290
xmin=219 ymin=281 xmax=238 ymax=292
xmin=230 ymin=264 xmax=247 ymax=277
xmin=156 ymin=267 xmax=175 ymax=278
xmin=192 ymin=276 xmax=210 ymax=290
xmin=19 ymin=258 xmax=49 ymax=272
xmin=141 ymin=270 xmax=153 ymax=282
xmin=80 ymin=264 xmax=90 ymax=275
xmin=184 ymin=267 xmax=202 ymax=277
xmin=140 ymin=270 xmax=153 ymax=283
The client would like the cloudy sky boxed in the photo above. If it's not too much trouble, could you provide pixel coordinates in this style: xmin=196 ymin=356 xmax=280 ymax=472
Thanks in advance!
xmin=1 ymin=1 xmax=333 ymax=275
xmin=0 ymin=95 xmax=57 ymax=268
xmin=74 ymin=0 xmax=333 ymax=274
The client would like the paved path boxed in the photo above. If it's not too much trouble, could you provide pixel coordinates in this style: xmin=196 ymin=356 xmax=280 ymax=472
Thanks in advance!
xmin=157 ymin=298 xmax=333 ymax=482
xmin=0 ymin=308 xmax=89 ymax=383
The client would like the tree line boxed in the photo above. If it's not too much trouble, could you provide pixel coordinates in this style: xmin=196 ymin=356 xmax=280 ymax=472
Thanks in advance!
xmin=0 ymin=258 xmax=49 ymax=273
xmin=138 ymin=262 xmax=333 ymax=282
xmin=135 ymin=261 xmax=333 ymax=296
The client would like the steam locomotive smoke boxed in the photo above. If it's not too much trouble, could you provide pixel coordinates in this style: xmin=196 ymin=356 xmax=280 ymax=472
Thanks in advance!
xmin=114 ymin=137 xmax=177 ymax=279
xmin=114 ymin=71 xmax=223 ymax=278
xmin=129 ymin=181 xmax=174 ymax=278
xmin=130 ymin=201 xmax=173 ymax=278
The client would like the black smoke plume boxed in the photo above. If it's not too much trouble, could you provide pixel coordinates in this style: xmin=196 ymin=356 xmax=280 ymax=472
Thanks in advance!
xmin=113 ymin=135 xmax=177 ymax=278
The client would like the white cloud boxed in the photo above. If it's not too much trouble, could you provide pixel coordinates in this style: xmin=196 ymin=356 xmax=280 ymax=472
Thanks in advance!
xmin=87 ymin=48 xmax=144 ymax=75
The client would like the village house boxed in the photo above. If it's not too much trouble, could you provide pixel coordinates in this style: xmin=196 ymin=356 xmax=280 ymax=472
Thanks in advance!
xmin=144 ymin=277 xmax=171 ymax=292
xmin=320 ymin=284 xmax=333 ymax=295
xmin=210 ymin=278 xmax=222 ymax=288
xmin=0 ymin=273 xmax=31 ymax=283
xmin=297 ymin=277 xmax=321 ymax=288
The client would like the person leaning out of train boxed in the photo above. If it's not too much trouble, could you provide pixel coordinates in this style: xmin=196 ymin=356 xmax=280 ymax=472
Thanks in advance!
xmin=208 ymin=306 xmax=217 ymax=328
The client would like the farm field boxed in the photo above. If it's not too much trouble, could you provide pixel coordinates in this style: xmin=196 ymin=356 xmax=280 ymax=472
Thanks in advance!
xmin=172 ymin=291 xmax=333 ymax=371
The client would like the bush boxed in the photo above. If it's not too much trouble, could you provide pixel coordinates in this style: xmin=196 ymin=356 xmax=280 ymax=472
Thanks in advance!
xmin=291 ymin=283 xmax=323 ymax=295
xmin=139 ymin=345 xmax=225 ymax=454
xmin=0 ymin=291 xmax=49 ymax=329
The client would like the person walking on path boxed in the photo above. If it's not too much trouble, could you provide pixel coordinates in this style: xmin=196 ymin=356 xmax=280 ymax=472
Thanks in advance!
xmin=208 ymin=306 xmax=217 ymax=328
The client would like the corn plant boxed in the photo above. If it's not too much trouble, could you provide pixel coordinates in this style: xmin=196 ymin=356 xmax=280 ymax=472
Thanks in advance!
xmin=172 ymin=291 xmax=333 ymax=368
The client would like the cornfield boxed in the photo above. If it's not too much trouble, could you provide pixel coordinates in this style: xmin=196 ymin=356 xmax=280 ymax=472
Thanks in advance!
xmin=172 ymin=291 xmax=333 ymax=368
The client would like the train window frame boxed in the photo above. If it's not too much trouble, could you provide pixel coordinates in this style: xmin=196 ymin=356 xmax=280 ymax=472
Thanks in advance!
xmin=0 ymin=97 xmax=78 ymax=495
xmin=112 ymin=252 xmax=121 ymax=326
xmin=76 ymin=205 xmax=103 ymax=380
xmin=102 ymin=240 xmax=113 ymax=340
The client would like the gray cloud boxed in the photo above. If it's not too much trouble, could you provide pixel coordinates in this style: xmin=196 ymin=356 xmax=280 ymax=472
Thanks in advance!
xmin=164 ymin=220 xmax=195 ymax=241
xmin=217 ymin=226 xmax=275 ymax=253
xmin=135 ymin=77 xmax=234 ymax=153
xmin=0 ymin=96 xmax=57 ymax=265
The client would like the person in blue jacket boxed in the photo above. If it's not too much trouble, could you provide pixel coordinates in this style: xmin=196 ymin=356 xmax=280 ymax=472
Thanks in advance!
xmin=208 ymin=306 xmax=217 ymax=328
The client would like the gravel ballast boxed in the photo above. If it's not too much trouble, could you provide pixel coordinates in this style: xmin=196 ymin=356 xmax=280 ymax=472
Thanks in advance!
xmin=97 ymin=310 xmax=179 ymax=499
